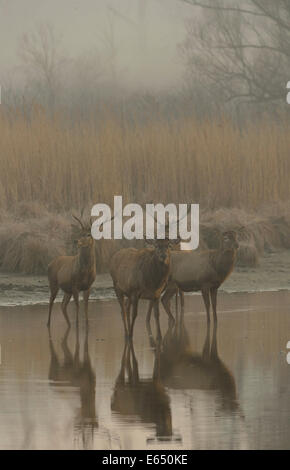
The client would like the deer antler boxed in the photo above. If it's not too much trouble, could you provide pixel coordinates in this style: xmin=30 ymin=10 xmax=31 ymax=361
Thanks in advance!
xmin=176 ymin=204 xmax=191 ymax=223
xmin=164 ymin=204 xmax=191 ymax=234
xmin=144 ymin=202 xmax=191 ymax=239
xmin=72 ymin=214 xmax=85 ymax=231
xmin=90 ymin=213 xmax=116 ymax=229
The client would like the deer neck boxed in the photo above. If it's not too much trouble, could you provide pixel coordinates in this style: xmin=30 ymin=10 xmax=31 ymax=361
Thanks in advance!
xmin=76 ymin=243 xmax=96 ymax=272
xmin=214 ymin=248 xmax=237 ymax=280
xmin=151 ymin=252 xmax=170 ymax=284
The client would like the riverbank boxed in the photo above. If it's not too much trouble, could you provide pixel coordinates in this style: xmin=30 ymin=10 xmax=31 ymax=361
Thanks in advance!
xmin=0 ymin=249 xmax=289 ymax=306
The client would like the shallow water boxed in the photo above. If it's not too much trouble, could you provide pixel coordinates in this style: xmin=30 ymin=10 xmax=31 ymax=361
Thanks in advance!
xmin=0 ymin=290 xmax=289 ymax=450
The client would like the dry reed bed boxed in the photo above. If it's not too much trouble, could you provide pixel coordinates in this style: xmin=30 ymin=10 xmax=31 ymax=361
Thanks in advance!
xmin=0 ymin=109 xmax=290 ymax=210
xmin=0 ymin=201 xmax=289 ymax=274
xmin=0 ymin=108 xmax=290 ymax=273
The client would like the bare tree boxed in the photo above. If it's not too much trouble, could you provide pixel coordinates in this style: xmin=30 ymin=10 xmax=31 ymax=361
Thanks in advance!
xmin=18 ymin=23 xmax=65 ymax=110
xmin=180 ymin=0 xmax=290 ymax=110
xmin=98 ymin=8 xmax=119 ymax=90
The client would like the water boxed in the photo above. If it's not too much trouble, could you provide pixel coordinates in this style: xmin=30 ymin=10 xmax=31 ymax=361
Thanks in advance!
xmin=0 ymin=290 xmax=289 ymax=449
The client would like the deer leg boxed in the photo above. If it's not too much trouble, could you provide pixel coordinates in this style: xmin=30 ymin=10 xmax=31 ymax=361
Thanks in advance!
xmin=72 ymin=290 xmax=80 ymax=326
xmin=146 ymin=300 xmax=154 ymax=326
xmin=61 ymin=293 xmax=72 ymax=327
xmin=176 ymin=291 xmax=182 ymax=324
xmin=210 ymin=287 xmax=218 ymax=324
xmin=115 ymin=288 xmax=129 ymax=336
xmin=47 ymin=284 xmax=59 ymax=328
xmin=161 ymin=285 xmax=176 ymax=326
xmin=126 ymin=339 xmax=133 ymax=382
xmin=129 ymin=340 xmax=139 ymax=385
xmin=83 ymin=289 xmax=90 ymax=325
xmin=125 ymin=298 xmax=131 ymax=331
xmin=146 ymin=300 xmax=155 ymax=341
xmin=201 ymin=288 xmax=211 ymax=324
xmin=146 ymin=300 xmax=155 ymax=346
xmin=180 ymin=290 xmax=185 ymax=316
xmin=153 ymin=300 xmax=162 ymax=341
xmin=129 ymin=296 xmax=139 ymax=338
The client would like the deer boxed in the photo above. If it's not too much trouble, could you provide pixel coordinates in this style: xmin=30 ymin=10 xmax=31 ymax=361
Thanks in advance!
xmin=160 ymin=230 xmax=240 ymax=324
xmin=109 ymin=211 xmax=183 ymax=338
xmin=110 ymin=238 xmax=177 ymax=339
xmin=47 ymin=213 xmax=113 ymax=328
xmin=146 ymin=237 xmax=185 ymax=331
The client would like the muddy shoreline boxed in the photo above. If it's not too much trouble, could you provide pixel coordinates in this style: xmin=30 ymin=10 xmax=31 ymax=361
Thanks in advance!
xmin=0 ymin=250 xmax=290 ymax=306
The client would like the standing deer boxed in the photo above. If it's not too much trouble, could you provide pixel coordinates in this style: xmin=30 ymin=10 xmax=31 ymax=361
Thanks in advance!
xmin=146 ymin=237 xmax=185 ymax=330
xmin=110 ymin=207 xmax=185 ymax=337
xmin=110 ymin=237 xmax=179 ymax=338
xmin=161 ymin=230 xmax=239 ymax=324
xmin=47 ymin=213 xmax=113 ymax=328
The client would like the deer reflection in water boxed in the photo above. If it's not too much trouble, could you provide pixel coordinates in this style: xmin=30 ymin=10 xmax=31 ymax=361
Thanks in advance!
xmin=158 ymin=316 xmax=248 ymax=449
xmin=111 ymin=314 xmax=244 ymax=447
xmin=111 ymin=338 xmax=181 ymax=444
xmin=159 ymin=320 xmax=241 ymax=414
xmin=48 ymin=324 xmax=97 ymax=449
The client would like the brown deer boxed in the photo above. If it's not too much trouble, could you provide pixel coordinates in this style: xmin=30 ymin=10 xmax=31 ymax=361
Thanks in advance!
xmin=110 ymin=237 xmax=179 ymax=338
xmin=47 ymin=213 xmax=113 ymax=328
xmin=110 ymin=205 xmax=194 ymax=337
xmin=146 ymin=237 xmax=185 ymax=330
xmin=161 ymin=230 xmax=239 ymax=324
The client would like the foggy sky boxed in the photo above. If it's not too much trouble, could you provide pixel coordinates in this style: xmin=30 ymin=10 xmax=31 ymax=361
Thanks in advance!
xmin=0 ymin=0 xmax=196 ymax=91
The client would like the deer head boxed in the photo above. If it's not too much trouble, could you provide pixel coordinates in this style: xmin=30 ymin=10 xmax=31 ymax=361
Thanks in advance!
xmin=221 ymin=231 xmax=239 ymax=251
xmin=72 ymin=209 xmax=115 ymax=241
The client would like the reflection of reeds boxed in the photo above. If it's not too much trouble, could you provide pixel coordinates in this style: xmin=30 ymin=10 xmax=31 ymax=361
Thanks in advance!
xmin=0 ymin=108 xmax=290 ymax=273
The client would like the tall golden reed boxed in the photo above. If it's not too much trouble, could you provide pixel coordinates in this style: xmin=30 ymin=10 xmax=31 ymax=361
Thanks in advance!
xmin=0 ymin=107 xmax=289 ymax=212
